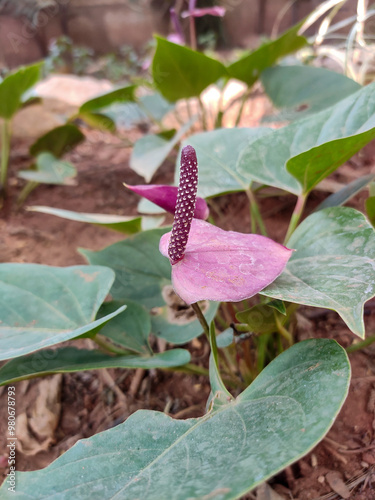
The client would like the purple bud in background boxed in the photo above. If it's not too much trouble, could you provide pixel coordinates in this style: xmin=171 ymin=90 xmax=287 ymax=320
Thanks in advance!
xmin=168 ymin=145 xmax=198 ymax=265
xmin=181 ymin=6 xmax=226 ymax=18
xmin=124 ymin=183 xmax=209 ymax=220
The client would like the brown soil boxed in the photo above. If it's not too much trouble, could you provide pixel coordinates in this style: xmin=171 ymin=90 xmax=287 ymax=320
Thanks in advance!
xmin=0 ymin=125 xmax=375 ymax=499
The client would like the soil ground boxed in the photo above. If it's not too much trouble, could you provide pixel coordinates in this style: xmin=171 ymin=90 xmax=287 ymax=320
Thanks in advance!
xmin=0 ymin=121 xmax=375 ymax=499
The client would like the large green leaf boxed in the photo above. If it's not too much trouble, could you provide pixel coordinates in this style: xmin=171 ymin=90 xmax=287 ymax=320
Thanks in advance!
xmin=237 ymin=82 xmax=375 ymax=195
xmin=179 ymin=127 xmax=271 ymax=198
xmin=18 ymin=153 xmax=76 ymax=185
xmin=0 ymin=347 xmax=191 ymax=386
xmin=0 ymin=264 xmax=124 ymax=361
xmin=27 ymin=206 xmax=146 ymax=235
xmin=81 ymin=228 xmax=216 ymax=343
xmin=29 ymin=124 xmax=85 ymax=158
xmin=227 ymin=22 xmax=307 ymax=87
xmin=80 ymin=228 xmax=171 ymax=309
xmin=2 ymin=339 xmax=349 ymax=499
xmin=97 ymin=300 xmax=151 ymax=354
xmin=261 ymin=65 xmax=361 ymax=121
xmin=79 ymin=85 xmax=137 ymax=113
xmin=261 ymin=207 xmax=375 ymax=338
xmin=152 ymin=36 xmax=227 ymax=101
xmin=130 ymin=118 xmax=196 ymax=182
xmin=0 ymin=62 xmax=42 ymax=119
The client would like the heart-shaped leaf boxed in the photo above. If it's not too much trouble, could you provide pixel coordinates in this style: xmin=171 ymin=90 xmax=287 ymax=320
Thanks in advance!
xmin=0 ymin=264 xmax=124 ymax=361
xmin=29 ymin=124 xmax=85 ymax=158
xmin=81 ymin=228 xmax=171 ymax=308
xmin=0 ymin=62 xmax=42 ymax=119
xmin=261 ymin=65 xmax=361 ymax=121
xmin=160 ymin=219 xmax=292 ymax=304
xmin=152 ymin=36 xmax=227 ymax=101
xmin=237 ymin=82 xmax=375 ymax=195
xmin=130 ymin=118 xmax=196 ymax=181
xmin=227 ymin=22 xmax=307 ymax=87
xmin=261 ymin=207 xmax=375 ymax=338
xmin=1 ymin=339 xmax=349 ymax=499
xmin=26 ymin=206 xmax=149 ymax=235
xmin=79 ymin=85 xmax=137 ymax=113
xmin=0 ymin=347 xmax=191 ymax=386
xmin=18 ymin=153 xmax=76 ymax=185
xmin=179 ymin=127 xmax=271 ymax=198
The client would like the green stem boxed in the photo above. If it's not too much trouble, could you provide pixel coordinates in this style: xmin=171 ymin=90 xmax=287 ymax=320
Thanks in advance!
xmin=198 ymin=96 xmax=208 ymax=131
xmin=346 ymin=334 xmax=375 ymax=353
xmin=1 ymin=120 xmax=11 ymax=195
xmin=214 ymin=80 xmax=229 ymax=129
xmin=17 ymin=181 xmax=39 ymax=207
xmin=284 ymin=194 xmax=307 ymax=245
xmin=274 ymin=313 xmax=293 ymax=345
xmin=191 ymin=302 xmax=210 ymax=340
xmin=245 ymin=188 xmax=267 ymax=236
xmin=234 ymin=93 xmax=247 ymax=127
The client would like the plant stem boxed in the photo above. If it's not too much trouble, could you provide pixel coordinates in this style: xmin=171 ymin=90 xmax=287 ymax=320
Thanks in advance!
xmin=191 ymin=302 xmax=210 ymax=340
xmin=245 ymin=188 xmax=268 ymax=236
xmin=346 ymin=334 xmax=375 ymax=353
xmin=283 ymin=194 xmax=307 ymax=245
xmin=198 ymin=96 xmax=208 ymax=131
xmin=0 ymin=120 xmax=11 ymax=196
xmin=189 ymin=15 xmax=197 ymax=50
xmin=275 ymin=313 xmax=293 ymax=345
xmin=234 ymin=92 xmax=247 ymax=127
xmin=17 ymin=181 xmax=39 ymax=207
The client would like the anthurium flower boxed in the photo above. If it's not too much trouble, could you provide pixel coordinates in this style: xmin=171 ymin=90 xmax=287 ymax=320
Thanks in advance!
xmin=159 ymin=145 xmax=292 ymax=304
xmin=125 ymin=183 xmax=209 ymax=220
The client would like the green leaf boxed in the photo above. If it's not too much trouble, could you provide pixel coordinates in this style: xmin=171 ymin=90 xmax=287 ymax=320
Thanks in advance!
xmin=139 ymin=92 xmax=174 ymax=121
xmin=0 ymin=347 xmax=191 ymax=386
xmin=0 ymin=264 xmax=124 ymax=361
xmin=236 ymin=304 xmax=283 ymax=334
xmin=261 ymin=207 xmax=375 ymax=338
xmin=80 ymin=228 xmax=171 ymax=309
xmin=26 ymin=206 xmax=146 ymax=235
xmin=81 ymin=228 xmax=217 ymax=344
xmin=2 ymin=339 xmax=349 ymax=499
xmin=79 ymin=85 xmax=137 ymax=113
xmin=97 ymin=300 xmax=151 ymax=354
xmin=227 ymin=22 xmax=307 ymax=87
xmin=130 ymin=118 xmax=196 ymax=182
xmin=261 ymin=65 xmax=361 ymax=121
xmin=29 ymin=124 xmax=85 ymax=158
xmin=0 ymin=62 xmax=42 ymax=119
xmin=237 ymin=82 xmax=375 ymax=195
xmin=78 ymin=111 xmax=116 ymax=133
xmin=366 ymin=196 xmax=375 ymax=227
xmin=152 ymin=36 xmax=227 ymax=101
xmin=179 ymin=127 xmax=271 ymax=198
xmin=315 ymin=173 xmax=375 ymax=211
xmin=18 ymin=153 xmax=76 ymax=185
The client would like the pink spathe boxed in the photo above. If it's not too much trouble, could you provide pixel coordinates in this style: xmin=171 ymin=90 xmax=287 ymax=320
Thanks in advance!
xmin=125 ymin=184 xmax=209 ymax=220
xmin=160 ymin=219 xmax=293 ymax=304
